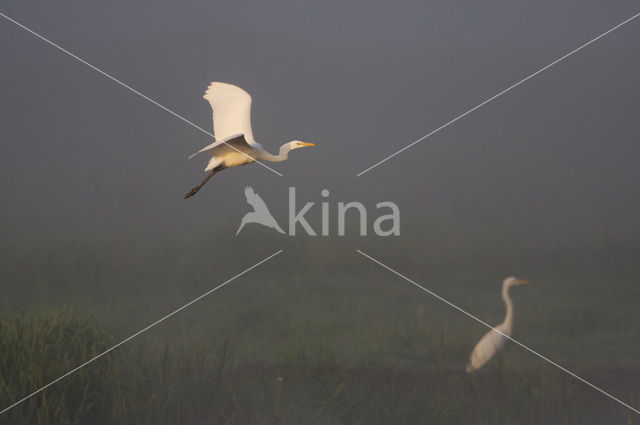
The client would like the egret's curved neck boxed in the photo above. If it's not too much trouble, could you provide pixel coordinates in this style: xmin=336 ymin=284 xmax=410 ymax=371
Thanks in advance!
xmin=501 ymin=283 xmax=514 ymax=333
xmin=257 ymin=143 xmax=291 ymax=162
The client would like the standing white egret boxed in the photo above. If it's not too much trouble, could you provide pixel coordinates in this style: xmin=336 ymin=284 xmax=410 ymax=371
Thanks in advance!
xmin=466 ymin=276 xmax=531 ymax=372
xmin=184 ymin=82 xmax=315 ymax=199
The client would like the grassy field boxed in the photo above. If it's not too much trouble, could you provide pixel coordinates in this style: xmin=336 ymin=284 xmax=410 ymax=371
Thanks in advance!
xmin=1 ymin=222 xmax=639 ymax=424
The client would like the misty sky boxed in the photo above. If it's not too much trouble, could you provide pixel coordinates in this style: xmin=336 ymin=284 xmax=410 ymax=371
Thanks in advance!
xmin=3 ymin=7 xmax=640 ymax=422
xmin=1 ymin=0 xmax=639 ymax=238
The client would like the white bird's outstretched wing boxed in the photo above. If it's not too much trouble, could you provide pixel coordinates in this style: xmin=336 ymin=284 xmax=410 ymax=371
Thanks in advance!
xmin=189 ymin=134 xmax=251 ymax=159
xmin=203 ymin=82 xmax=256 ymax=144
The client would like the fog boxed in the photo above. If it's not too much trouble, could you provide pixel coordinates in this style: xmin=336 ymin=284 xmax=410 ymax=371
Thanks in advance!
xmin=1 ymin=2 xmax=639 ymax=423
xmin=2 ymin=0 xmax=639 ymax=239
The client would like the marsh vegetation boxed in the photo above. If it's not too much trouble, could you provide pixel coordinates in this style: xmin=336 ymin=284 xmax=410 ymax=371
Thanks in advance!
xmin=1 ymin=222 xmax=639 ymax=424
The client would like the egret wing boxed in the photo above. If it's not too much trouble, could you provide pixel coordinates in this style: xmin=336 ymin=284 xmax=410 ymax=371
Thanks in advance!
xmin=467 ymin=327 xmax=506 ymax=372
xmin=203 ymin=82 xmax=256 ymax=144
xmin=188 ymin=134 xmax=250 ymax=159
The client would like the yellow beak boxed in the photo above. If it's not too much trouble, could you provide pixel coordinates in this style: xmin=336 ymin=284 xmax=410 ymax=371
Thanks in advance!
xmin=300 ymin=142 xmax=316 ymax=147
xmin=515 ymin=279 xmax=531 ymax=285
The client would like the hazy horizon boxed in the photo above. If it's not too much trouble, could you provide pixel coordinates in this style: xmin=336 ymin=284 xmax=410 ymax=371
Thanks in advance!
xmin=1 ymin=2 xmax=639 ymax=423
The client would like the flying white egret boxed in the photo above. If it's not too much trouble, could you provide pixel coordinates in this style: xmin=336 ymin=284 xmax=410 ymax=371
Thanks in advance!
xmin=184 ymin=82 xmax=315 ymax=199
xmin=236 ymin=186 xmax=285 ymax=235
xmin=466 ymin=276 xmax=531 ymax=372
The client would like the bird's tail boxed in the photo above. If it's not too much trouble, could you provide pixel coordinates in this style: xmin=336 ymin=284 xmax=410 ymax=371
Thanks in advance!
xmin=183 ymin=166 xmax=224 ymax=199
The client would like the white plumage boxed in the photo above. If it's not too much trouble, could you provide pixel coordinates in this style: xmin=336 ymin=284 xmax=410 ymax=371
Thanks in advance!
xmin=466 ymin=277 xmax=530 ymax=372
xmin=204 ymin=82 xmax=256 ymax=143
xmin=184 ymin=82 xmax=315 ymax=199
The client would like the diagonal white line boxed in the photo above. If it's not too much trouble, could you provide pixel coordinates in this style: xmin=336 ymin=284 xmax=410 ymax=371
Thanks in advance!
xmin=0 ymin=249 xmax=283 ymax=416
xmin=0 ymin=11 xmax=283 ymax=177
xmin=356 ymin=249 xmax=640 ymax=416
xmin=357 ymin=11 xmax=640 ymax=177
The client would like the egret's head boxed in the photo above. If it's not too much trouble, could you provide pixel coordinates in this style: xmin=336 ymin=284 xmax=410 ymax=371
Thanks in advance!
xmin=288 ymin=140 xmax=316 ymax=150
xmin=504 ymin=276 xmax=530 ymax=287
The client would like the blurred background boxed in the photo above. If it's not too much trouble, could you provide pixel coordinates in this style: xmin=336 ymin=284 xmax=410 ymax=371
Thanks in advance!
xmin=1 ymin=1 xmax=639 ymax=423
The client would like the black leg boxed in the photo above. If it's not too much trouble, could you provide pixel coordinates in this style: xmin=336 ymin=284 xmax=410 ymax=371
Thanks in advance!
xmin=183 ymin=168 xmax=220 ymax=199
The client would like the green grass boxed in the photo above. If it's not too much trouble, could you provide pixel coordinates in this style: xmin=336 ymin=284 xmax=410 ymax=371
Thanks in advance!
xmin=0 ymin=305 xmax=638 ymax=425
xmin=0 ymin=222 xmax=639 ymax=424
